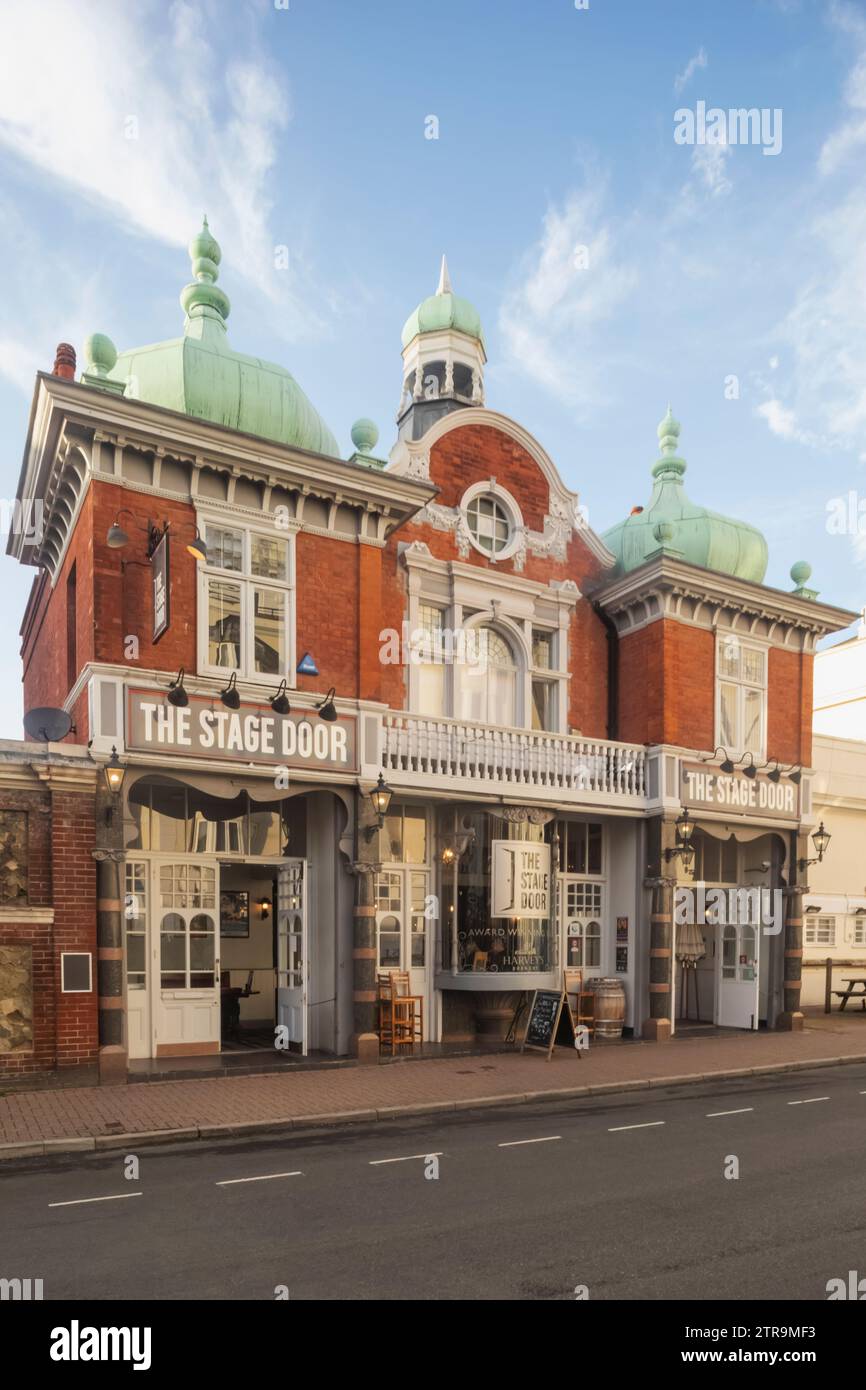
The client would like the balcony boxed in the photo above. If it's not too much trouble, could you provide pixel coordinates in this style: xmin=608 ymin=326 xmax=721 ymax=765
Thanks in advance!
xmin=381 ymin=713 xmax=648 ymax=808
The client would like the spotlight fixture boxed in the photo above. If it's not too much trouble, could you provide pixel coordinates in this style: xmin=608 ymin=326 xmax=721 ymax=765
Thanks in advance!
xmin=740 ymin=753 xmax=758 ymax=780
xmin=704 ymin=747 xmax=735 ymax=774
xmin=167 ymin=668 xmax=189 ymax=708
xmin=767 ymin=763 xmax=782 ymax=783
xmin=270 ymin=679 xmax=291 ymax=716
xmin=316 ymin=687 xmax=337 ymax=722
xmin=788 ymin=767 xmax=802 ymax=785
xmin=185 ymin=528 xmax=207 ymax=562
xmin=219 ymin=671 xmax=240 ymax=710
xmin=106 ymin=513 xmax=131 ymax=549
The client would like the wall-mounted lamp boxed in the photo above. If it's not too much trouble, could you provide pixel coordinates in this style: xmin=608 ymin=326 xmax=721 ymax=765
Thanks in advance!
xmin=739 ymin=752 xmax=759 ymax=780
xmin=441 ymin=827 xmax=477 ymax=865
xmin=107 ymin=511 xmax=205 ymax=562
xmin=363 ymin=773 xmax=393 ymax=841
xmin=798 ymin=821 xmax=831 ymax=874
xmin=167 ymin=668 xmax=189 ymax=708
xmin=767 ymin=763 xmax=782 ymax=783
xmin=103 ymin=745 xmax=126 ymax=796
xmin=316 ymin=687 xmax=337 ymax=722
xmin=665 ymin=808 xmax=696 ymax=873
xmin=219 ymin=671 xmax=240 ymax=710
xmin=257 ymin=898 xmax=271 ymax=919
xmin=270 ymin=679 xmax=290 ymax=716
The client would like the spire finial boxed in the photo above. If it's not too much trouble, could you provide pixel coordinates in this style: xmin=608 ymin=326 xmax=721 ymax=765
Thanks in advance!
xmin=180 ymin=218 xmax=230 ymax=331
xmin=651 ymin=405 xmax=686 ymax=479
xmin=437 ymin=254 xmax=452 ymax=295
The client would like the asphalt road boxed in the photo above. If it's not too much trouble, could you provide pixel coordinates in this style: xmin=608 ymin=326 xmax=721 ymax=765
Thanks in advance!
xmin=3 ymin=1063 xmax=866 ymax=1301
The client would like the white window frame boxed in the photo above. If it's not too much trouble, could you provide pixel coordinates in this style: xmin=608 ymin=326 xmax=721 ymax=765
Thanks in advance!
xmin=460 ymin=481 xmax=523 ymax=563
xmin=852 ymin=913 xmax=866 ymax=946
xmin=715 ymin=634 xmax=768 ymax=761
xmin=197 ymin=515 xmax=297 ymax=687
xmin=805 ymin=914 xmax=836 ymax=947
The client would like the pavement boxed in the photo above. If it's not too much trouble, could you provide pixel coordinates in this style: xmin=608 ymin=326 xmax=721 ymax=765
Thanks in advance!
xmin=1 ymin=1008 xmax=865 ymax=1158
xmin=5 ymin=1061 xmax=866 ymax=1300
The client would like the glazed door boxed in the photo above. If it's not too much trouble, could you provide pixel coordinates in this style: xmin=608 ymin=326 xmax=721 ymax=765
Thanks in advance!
xmin=124 ymin=860 xmax=150 ymax=1059
xmin=152 ymin=860 xmax=220 ymax=1055
xmin=276 ymin=859 xmax=307 ymax=1054
xmin=561 ymin=878 xmax=604 ymax=981
xmin=717 ymin=917 xmax=760 ymax=1029
xmin=375 ymin=868 xmax=430 ymax=1036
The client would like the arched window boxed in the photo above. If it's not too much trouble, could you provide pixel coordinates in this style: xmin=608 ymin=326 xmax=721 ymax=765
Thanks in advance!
xmin=457 ymin=627 xmax=517 ymax=726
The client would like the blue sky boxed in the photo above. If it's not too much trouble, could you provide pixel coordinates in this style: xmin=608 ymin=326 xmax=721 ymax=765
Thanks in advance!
xmin=0 ymin=0 xmax=865 ymax=735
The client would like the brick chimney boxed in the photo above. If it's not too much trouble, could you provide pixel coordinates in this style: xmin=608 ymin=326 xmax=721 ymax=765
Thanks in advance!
xmin=52 ymin=343 xmax=76 ymax=380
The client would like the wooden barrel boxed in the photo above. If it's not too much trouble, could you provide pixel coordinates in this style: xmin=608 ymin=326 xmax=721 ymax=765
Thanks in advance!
xmin=590 ymin=977 xmax=625 ymax=1039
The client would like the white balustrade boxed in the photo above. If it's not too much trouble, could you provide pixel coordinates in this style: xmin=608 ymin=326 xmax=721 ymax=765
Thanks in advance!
xmin=381 ymin=714 xmax=647 ymax=801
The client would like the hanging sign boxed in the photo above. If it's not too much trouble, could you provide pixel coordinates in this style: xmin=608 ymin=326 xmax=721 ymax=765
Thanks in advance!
xmin=491 ymin=841 xmax=551 ymax=919
xmin=151 ymin=531 xmax=170 ymax=643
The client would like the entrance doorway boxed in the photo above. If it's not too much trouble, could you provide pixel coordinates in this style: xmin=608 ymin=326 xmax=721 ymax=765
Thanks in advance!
xmin=374 ymin=867 xmax=431 ymax=1038
xmin=125 ymin=858 xmax=221 ymax=1058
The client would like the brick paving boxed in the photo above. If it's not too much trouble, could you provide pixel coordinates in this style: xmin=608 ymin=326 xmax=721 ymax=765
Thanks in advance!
xmin=1 ymin=1011 xmax=865 ymax=1147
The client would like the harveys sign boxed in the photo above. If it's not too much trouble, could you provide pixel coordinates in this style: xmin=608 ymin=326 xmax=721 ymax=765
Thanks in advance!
xmin=126 ymin=689 xmax=357 ymax=772
xmin=681 ymin=762 xmax=799 ymax=822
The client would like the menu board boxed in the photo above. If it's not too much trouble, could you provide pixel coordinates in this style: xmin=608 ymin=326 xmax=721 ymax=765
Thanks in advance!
xmin=521 ymin=989 xmax=577 ymax=1060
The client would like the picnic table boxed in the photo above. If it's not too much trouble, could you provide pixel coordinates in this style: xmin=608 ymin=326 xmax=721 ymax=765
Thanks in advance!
xmin=833 ymin=977 xmax=866 ymax=1011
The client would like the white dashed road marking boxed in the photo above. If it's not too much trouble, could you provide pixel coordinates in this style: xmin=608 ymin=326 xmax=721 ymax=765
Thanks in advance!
xmin=216 ymin=1171 xmax=303 ymax=1186
xmin=49 ymin=1193 xmax=143 ymax=1208
xmin=608 ymin=1121 xmax=665 ymax=1132
xmin=498 ymin=1136 xmax=562 ymax=1148
xmin=369 ymin=1152 xmax=443 ymax=1166
xmin=787 ymin=1097 xmax=830 ymax=1106
xmin=706 ymin=1108 xmax=754 ymax=1117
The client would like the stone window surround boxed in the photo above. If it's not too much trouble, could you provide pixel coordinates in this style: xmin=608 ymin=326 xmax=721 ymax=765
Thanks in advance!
xmin=401 ymin=542 xmax=577 ymax=733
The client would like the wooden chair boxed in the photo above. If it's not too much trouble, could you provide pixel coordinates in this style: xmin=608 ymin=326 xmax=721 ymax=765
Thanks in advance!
xmin=377 ymin=971 xmax=422 ymax=1054
xmin=563 ymin=968 xmax=595 ymax=1039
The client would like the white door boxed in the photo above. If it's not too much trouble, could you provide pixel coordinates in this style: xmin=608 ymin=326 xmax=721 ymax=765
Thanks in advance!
xmin=562 ymin=878 xmax=604 ymax=981
xmin=717 ymin=917 xmax=760 ymax=1029
xmin=152 ymin=860 xmax=221 ymax=1055
xmin=277 ymin=859 xmax=307 ymax=1054
xmin=375 ymin=868 xmax=430 ymax=1038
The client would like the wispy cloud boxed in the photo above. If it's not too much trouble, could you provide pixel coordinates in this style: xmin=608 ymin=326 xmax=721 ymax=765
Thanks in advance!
xmin=497 ymin=186 xmax=638 ymax=416
xmin=0 ymin=0 xmax=324 ymax=336
xmin=674 ymin=47 xmax=708 ymax=95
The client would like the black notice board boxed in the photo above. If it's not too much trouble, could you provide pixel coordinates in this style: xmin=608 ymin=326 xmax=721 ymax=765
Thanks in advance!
xmin=521 ymin=989 xmax=577 ymax=1060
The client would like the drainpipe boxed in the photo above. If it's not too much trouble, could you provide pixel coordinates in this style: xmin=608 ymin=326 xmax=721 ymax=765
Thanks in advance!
xmin=593 ymin=602 xmax=619 ymax=741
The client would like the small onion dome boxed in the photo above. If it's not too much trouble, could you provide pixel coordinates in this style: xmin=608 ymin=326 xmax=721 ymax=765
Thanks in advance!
xmin=602 ymin=406 xmax=768 ymax=583
xmin=401 ymin=255 xmax=484 ymax=349
xmin=351 ymin=418 xmax=379 ymax=453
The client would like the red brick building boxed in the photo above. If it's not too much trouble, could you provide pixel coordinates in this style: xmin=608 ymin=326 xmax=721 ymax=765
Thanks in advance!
xmin=1 ymin=228 xmax=856 ymax=1082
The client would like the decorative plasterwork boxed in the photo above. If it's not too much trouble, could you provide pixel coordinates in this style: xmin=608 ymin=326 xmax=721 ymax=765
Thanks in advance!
xmin=594 ymin=555 xmax=856 ymax=652
xmin=389 ymin=405 xmax=615 ymax=570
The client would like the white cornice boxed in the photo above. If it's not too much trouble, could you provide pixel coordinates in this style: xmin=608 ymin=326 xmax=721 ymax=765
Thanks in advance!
xmin=593 ymin=554 xmax=856 ymax=647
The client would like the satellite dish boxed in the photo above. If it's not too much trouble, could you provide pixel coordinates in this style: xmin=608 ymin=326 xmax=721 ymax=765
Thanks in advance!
xmin=23 ymin=707 xmax=74 ymax=743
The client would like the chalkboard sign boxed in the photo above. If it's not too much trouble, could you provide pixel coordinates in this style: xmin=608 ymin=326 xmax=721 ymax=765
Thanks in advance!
xmin=521 ymin=989 xmax=578 ymax=1060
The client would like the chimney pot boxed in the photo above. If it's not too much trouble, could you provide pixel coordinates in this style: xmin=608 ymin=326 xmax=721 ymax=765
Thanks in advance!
xmin=53 ymin=343 xmax=76 ymax=380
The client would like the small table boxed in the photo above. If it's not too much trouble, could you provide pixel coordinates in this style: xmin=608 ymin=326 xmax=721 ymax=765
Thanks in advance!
xmin=835 ymin=978 xmax=866 ymax=1012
